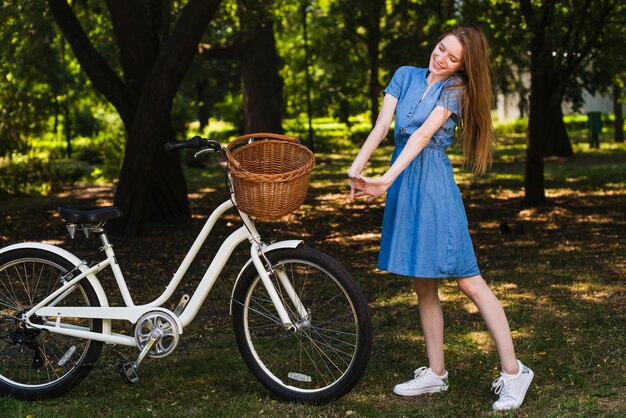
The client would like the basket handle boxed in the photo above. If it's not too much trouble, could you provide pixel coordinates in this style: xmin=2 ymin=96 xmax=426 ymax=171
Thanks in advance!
xmin=226 ymin=132 xmax=300 ymax=170
xmin=238 ymin=132 xmax=299 ymax=142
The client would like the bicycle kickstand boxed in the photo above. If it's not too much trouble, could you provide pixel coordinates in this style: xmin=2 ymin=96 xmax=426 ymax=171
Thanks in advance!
xmin=118 ymin=328 xmax=162 ymax=384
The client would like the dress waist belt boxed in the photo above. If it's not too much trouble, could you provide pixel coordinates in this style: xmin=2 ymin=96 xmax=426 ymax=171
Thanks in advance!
xmin=424 ymin=142 xmax=447 ymax=152
xmin=395 ymin=141 xmax=448 ymax=152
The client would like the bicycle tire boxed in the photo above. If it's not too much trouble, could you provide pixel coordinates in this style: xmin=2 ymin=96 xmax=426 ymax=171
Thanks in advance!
xmin=232 ymin=246 xmax=372 ymax=403
xmin=0 ymin=248 xmax=103 ymax=399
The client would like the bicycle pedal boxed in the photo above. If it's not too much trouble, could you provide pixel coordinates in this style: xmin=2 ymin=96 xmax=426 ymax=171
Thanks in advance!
xmin=117 ymin=362 xmax=139 ymax=384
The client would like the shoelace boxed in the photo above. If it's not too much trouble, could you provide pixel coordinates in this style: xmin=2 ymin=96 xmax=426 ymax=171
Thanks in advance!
xmin=491 ymin=376 xmax=510 ymax=400
xmin=410 ymin=366 xmax=429 ymax=381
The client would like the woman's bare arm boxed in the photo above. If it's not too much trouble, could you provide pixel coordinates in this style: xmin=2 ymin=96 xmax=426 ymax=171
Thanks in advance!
xmin=349 ymin=94 xmax=398 ymax=176
xmin=352 ymin=105 xmax=453 ymax=202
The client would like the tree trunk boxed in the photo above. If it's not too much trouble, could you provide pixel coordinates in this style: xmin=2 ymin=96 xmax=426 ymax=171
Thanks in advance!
xmin=112 ymin=0 xmax=220 ymax=235
xmin=525 ymin=68 xmax=572 ymax=204
xmin=524 ymin=74 xmax=549 ymax=205
xmin=114 ymin=96 xmax=189 ymax=234
xmin=145 ymin=126 xmax=189 ymax=223
xmin=63 ymin=100 xmax=72 ymax=158
xmin=520 ymin=0 xmax=620 ymax=204
xmin=196 ymin=80 xmax=211 ymax=131
xmin=48 ymin=0 xmax=221 ymax=235
xmin=237 ymin=2 xmax=283 ymax=134
xmin=614 ymin=81 xmax=624 ymax=143
xmin=53 ymin=97 xmax=59 ymax=137
xmin=543 ymin=100 xmax=573 ymax=157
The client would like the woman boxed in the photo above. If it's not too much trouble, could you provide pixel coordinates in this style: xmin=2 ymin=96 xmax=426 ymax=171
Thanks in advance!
xmin=348 ymin=25 xmax=533 ymax=411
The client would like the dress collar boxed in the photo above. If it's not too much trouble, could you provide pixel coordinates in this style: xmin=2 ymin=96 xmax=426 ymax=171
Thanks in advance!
xmin=424 ymin=69 xmax=448 ymax=86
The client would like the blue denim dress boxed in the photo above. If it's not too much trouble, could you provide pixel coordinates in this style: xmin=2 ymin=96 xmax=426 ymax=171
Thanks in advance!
xmin=377 ymin=66 xmax=480 ymax=279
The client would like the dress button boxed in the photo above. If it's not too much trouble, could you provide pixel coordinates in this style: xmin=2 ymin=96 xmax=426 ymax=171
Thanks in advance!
xmin=400 ymin=128 xmax=405 ymax=134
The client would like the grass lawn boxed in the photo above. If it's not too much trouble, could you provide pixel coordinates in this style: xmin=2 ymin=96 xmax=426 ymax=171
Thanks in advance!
xmin=0 ymin=133 xmax=624 ymax=417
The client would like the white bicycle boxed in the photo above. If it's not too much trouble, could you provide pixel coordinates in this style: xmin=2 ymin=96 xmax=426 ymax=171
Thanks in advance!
xmin=0 ymin=136 xmax=373 ymax=403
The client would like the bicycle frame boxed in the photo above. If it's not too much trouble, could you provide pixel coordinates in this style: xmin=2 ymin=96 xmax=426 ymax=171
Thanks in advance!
xmin=20 ymin=199 xmax=308 ymax=348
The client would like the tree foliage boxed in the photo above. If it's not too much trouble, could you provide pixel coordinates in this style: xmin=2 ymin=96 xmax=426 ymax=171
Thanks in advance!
xmin=0 ymin=2 xmax=80 ymax=154
xmin=2 ymin=0 xmax=626 ymax=219
xmin=518 ymin=0 xmax=623 ymax=204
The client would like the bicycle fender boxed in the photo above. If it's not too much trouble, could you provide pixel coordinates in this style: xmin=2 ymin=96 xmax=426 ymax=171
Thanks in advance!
xmin=0 ymin=242 xmax=112 ymax=335
xmin=229 ymin=239 xmax=303 ymax=315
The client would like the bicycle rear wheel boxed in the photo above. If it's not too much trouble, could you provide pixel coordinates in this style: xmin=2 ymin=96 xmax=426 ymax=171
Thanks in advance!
xmin=0 ymin=248 xmax=103 ymax=399
xmin=232 ymin=247 xmax=372 ymax=403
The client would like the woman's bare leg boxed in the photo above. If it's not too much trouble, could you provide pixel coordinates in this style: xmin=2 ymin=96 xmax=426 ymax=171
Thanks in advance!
xmin=413 ymin=278 xmax=446 ymax=376
xmin=456 ymin=275 xmax=519 ymax=374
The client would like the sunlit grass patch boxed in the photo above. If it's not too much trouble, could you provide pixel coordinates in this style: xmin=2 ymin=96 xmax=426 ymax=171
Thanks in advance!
xmin=369 ymin=291 xmax=416 ymax=309
xmin=550 ymin=282 xmax=621 ymax=302
xmin=452 ymin=330 xmax=495 ymax=353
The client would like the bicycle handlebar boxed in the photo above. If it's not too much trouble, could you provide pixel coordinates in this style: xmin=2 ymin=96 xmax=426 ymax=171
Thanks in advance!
xmin=165 ymin=136 xmax=222 ymax=152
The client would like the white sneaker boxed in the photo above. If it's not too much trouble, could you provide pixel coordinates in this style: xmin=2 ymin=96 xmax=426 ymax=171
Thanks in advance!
xmin=393 ymin=367 xmax=449 ymax=396
xmin=492 ymin=360 xmax=534 ymax=410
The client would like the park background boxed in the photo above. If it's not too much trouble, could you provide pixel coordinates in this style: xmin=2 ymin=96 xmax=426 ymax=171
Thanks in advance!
xmin=0 ymin=1 xmax=624 ymax=417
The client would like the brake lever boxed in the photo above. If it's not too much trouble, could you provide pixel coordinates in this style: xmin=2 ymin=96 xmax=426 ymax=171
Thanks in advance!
xmin=194 ymin=148 xmax=214 ymax=158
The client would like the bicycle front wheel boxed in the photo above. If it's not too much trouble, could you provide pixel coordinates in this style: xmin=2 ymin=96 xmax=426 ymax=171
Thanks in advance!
xmin=0 ymin=248 xmax=103 ymax=399
xmin=232 ymin=247 xmax=372 ymax=403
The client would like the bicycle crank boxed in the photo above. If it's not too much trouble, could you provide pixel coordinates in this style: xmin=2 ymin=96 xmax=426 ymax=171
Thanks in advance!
xmin=118 ymin=311 xmax=181 ymax=384
xmin=134 ymin=311 xmax=180 ymax=359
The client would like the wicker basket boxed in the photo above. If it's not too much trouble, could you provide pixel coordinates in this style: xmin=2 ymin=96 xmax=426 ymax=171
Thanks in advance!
xmin=225 ymin=133 xmax=315 ymax=220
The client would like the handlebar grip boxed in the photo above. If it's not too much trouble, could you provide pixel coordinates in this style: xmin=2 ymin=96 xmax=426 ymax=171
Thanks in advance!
xmin=165 ymin=141 xmax=188 ymax=151
xmin=165 ymin=136 xmax=222 ymax=152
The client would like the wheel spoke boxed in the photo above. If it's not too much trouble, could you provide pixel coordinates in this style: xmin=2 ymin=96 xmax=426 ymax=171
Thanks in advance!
xmin=309 ymin=327 xmax=357 ymax=348
xmin=2 ymin=269 xmax=20 ymax=309
xmin=251 ymin=332 xmax=294 ymax=350
xmin=311 ymin=311 xmax=356 ymax=329
xmin=243 ymin=306 xmax=283 ymax=328
xmin=302 ymin=331 xmax=345 ymax=373
xmin=247 ymin=322 xmax=283 ymax=330
xmin=236 ymin=249 xmax=371 ymax=401
xmin=294 ymin=332 xmax=331 ymax=386
xmin=0 ymin=252 xmax=103 ymax=396
xmin=19 ymin=263 xmax=32 ymax=305
xmin=247 ymin=297 xmax=284 ymax=326
xmin=0 ymin=298 xmax=20 ymax=311
xmin=306 ymin=329 xmax=353 ymax=365
xmin=32 ymin=262 xmax=45 ymax=306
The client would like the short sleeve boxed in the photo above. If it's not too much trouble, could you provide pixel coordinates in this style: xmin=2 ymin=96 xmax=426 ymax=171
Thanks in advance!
xmin=383 ymin=66 xmax=410 ymax=99
xmin=436 ymin=78 xmax=465 ymax=121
